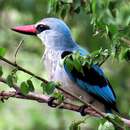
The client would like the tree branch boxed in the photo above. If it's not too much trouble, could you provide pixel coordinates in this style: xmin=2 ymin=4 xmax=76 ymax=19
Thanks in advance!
xmin=0 ymin=77 xmax=98 ymax=116
xmin=0 ymin=56 xmax=104 ymax=116
xmin=0 ymin=77 xmax=130 ymax=128
xmin=1 ymin=56 xmax=130 ymax=128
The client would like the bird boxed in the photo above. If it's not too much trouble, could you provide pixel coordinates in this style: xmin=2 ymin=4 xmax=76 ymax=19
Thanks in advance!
xmin=11 ymin=17 xmax=118 ymax=115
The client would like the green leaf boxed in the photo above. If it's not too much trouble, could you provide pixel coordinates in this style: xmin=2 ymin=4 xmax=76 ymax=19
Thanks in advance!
xmin=46 ymin=81 xmax=56 ymax=95
xmin=105 ymin=114 xmax=125 ymax=129
xmin=98 ymin=124 xmax=103 ymax=130
xmin=0 ymin=48 xmax=6 ymax=57
xmin=53 ymin=92 xmax=64 ymax=102
xmin=71 ymin=52 xmax=83 ymax=73
xmin=13 ymin=74 xmax=17 ymax=83
xmin=112 ymin=114 xmax=124 ymax=127
xmin=27 ymin=79 xmax=35 ymax=92
xmin=41 ymin=81 xmax=59 ymax=95
xmin=60 ymin=6 xmax=67 ymax=19
xmin=41 ymin=82 xmax=47 ymax=94
xmin=0 ymin=66 xmax=3 ymax=77
xmin=73 ymin=59 xmax=82 ymax=72
xmin=73 ymin=0 xmax=81 ymax=14
xmin=6 ymin=75 xmax=14 ymax=87
xmin=69 ymin=119 xmax=85 ymax=130
xmin=98 ymin=121 xmax=115 ymax=130
xmin=69 ymin=124 xmax=80 ymax=130
xmin=65 ymin=58 xmax=74 ymax=71
xmin=121 ymin=48 xmax=130 ymax=62
xmin=10 ymin=69 xmax=18 ymax=83
xmin=108 ymin=24 xmax=118 ymax=34
xmin=11 ymin=68 xmax=18 ymax=75
xmin=20 ymin=82 xmax=29 ymax=95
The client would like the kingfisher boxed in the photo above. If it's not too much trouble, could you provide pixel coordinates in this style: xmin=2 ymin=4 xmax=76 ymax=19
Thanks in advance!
xmin=11 ymin=17 xmax=118 ymax=115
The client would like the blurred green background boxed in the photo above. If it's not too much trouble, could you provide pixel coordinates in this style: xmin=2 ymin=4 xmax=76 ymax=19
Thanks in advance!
xmin=0 ymin=0 xmax=130 ymax=130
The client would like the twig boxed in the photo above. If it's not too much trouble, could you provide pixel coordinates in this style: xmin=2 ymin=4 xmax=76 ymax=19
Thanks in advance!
xmin=14 ymin=40 xmax=24 ymax=64
xmin=98 ymin=54 xmax=110 ymax=66
xmin=0 ymin=56 xmax=48 ymax=84
xmin=97 ymin=36 xmax=130 ymax=66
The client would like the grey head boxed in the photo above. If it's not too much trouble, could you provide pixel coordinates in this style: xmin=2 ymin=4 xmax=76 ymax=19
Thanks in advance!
xmin=12 ymin=17 xmax=77 ymax=50
xmin=36 ymin=18 xmax=77 ymax=49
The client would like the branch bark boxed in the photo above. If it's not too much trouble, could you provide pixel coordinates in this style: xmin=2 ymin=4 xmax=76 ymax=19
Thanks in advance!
xmin=0 ymin=77 xmax=98 ymax=116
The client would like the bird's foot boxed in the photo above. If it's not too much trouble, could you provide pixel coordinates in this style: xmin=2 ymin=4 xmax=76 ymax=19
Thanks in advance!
xmin=78 ymin=105 xmax=87 ymax=116
xmin=79 ymin=105 xmax=101 ymax=117
xmin=0 ymin=91 xmax=9 ymax=103
xmin=48 ymin=97 xmax=57 ymax=108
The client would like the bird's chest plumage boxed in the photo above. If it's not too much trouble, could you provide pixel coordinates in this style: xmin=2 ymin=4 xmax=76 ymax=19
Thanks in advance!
xmin=43 ymin=49 xmax=61 ymax=80
xmin=43 ymin=49 xmax=74 ymax=84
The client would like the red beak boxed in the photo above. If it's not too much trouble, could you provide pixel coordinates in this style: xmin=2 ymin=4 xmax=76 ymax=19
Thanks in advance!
xmin=11 ymin=25 xmax=37 ymax=35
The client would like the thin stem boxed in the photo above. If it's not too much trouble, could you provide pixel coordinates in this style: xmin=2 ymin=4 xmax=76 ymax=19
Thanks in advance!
xmin=98 ymin=54 xmax=110 ymax=66
xmin=0 ymin=56 xmax=48 ymax=83
xmin=14 ymin=40 xmax=24 ymax=64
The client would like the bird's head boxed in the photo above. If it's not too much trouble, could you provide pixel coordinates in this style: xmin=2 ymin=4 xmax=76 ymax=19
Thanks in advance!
xmin=12 ymin=18 xmax=76 ymax=49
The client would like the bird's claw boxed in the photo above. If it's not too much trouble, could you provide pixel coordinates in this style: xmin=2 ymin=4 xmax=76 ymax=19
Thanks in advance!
xmin=78 ymin=105 xmax=87 ymax=116
xmin=48 ymin=97 xmax=57 ymax=108
xmin=0 ymin=91 xmax=9 ymax=103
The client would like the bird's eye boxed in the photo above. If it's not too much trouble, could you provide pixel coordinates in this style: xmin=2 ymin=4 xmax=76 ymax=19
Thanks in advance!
xmin=36 ymin=24 xmax=50 ymax=33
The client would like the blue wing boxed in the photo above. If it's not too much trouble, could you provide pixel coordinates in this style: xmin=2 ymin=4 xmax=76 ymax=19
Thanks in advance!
xmin=62 ymin=47 xmax=118 ymax=111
